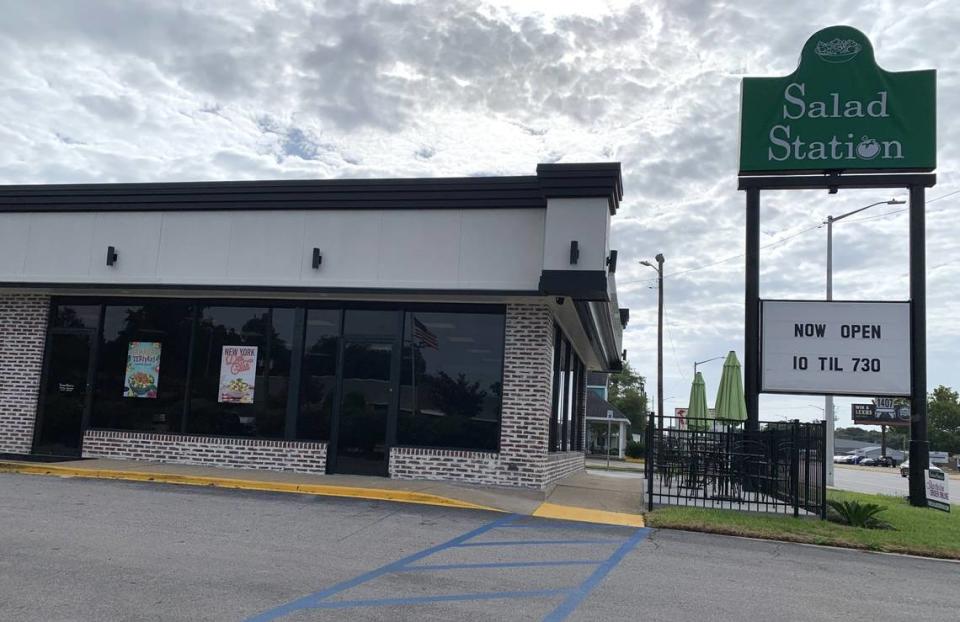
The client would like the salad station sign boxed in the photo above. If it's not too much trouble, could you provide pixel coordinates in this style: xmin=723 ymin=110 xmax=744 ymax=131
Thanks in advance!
xmin=739 ymin=25 xmax=936 ymax=174
xmin=219 ymin=346 xmax=258 ymax=404
xmin=739 ymin=25 xmax=937 ymax=508
xmin=124 ymin=342 xmax=161 ymax=399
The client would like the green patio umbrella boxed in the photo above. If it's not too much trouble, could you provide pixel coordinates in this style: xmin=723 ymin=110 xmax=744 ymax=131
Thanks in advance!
xmin=714 ymin=351 xmax=747 ymax=426
xmin=686 ymin=371 xmax=710 ymax=431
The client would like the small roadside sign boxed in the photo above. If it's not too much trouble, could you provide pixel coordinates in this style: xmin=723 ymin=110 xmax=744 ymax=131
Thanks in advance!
xmin=926 ymin=470 xmax=950 ymax=512
xmin=875 ymin=397 xmax=895 ymax=417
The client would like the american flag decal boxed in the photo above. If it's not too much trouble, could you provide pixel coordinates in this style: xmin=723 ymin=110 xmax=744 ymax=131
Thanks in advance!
xmin=413 ymin=317 xmax=439 ymax=349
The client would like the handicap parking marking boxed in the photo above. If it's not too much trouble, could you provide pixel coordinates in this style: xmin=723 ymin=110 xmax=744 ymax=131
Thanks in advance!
xmin=244 ymin=514 xmax=650 ymax=622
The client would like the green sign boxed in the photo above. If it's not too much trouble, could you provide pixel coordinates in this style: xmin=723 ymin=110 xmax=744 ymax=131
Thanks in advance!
xmin=739 ymin=25 xmax=935 ymax=175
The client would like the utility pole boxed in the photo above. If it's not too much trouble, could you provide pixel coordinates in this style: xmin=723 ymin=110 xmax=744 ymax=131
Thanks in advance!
xmin=824 ymin=198 xmax=903 ymax=486
xmin=642 ymin=254 xmax=665 ymax=430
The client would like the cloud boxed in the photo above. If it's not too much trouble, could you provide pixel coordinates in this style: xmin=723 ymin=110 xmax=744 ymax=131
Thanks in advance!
xmin=0 ymin=0 xmax=957 ymax=426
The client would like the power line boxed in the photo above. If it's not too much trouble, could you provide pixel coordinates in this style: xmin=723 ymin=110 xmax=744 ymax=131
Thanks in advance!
xmin=620 ymin=187 xmax=956 ymax=286
xmin=620 ymin=222 xmax=823 ymax=286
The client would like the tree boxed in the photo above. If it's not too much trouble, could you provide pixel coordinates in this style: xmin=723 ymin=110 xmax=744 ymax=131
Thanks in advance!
xmin=929 ymin=385 xmax=960 ymax=455
xmin=607 ymin=361 xmax=647 ymax=434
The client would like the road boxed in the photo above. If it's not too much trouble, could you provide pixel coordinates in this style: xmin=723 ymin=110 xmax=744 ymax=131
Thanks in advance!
xmin=834 ymin=464 xmax=959 ymax=504
xmin=1 ymin=473 xmax=957 ymax=621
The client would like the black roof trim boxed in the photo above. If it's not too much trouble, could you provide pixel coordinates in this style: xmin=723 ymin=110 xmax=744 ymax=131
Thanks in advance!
xmin=537 ymin=162 xmax=623 ymax=214
xmin=0 ymin=281 xmax=541 ymax=298
xmin=538 ymin=270 xmax=609 ymax=302
xmin=0 ymin=162 xmax=623 ymax=213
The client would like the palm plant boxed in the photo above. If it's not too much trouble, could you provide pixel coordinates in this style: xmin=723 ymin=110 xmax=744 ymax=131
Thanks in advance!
xmin=826 ymin=499 xmax=892 ymax=529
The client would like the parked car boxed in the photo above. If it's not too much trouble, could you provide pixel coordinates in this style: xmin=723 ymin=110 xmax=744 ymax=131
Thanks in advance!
xmin=860 ymin=457 xmax=878 ymax=466
xmin=877 ymin=456 xmax=898 ymax=468
xmin=900 ymin=461 xmax=945 ymax=478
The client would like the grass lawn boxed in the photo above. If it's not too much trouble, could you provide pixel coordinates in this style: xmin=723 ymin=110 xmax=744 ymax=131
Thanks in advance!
xmin=646 ymin=490 xmax=960 ymax=560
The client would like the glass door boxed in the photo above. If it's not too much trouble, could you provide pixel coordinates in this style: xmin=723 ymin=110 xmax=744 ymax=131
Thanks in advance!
xmin=331 ymin=341 xmax=395 ymax=476
xmin=35 ymin=331 xmax=94 ymax=456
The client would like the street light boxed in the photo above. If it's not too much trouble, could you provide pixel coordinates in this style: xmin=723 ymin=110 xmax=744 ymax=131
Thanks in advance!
xmin=823 ymin=198 xmax=905 ymax=486
xmin=694 ymin=355 xmax=726 ymax=375
xmin=640 ymin=253 xmax=665 ymax=430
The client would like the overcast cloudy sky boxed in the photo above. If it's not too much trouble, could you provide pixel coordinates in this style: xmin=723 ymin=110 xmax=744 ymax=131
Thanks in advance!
xmin=1 ymin=0 xmax=956 ymax=426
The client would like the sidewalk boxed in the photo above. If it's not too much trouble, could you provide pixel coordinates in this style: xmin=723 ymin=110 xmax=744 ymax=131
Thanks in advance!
xmin=0 ymin=457 xmax=644 ymax=527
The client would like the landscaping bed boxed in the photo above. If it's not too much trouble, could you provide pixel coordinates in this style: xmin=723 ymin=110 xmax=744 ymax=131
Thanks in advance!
xmin=646 ymin=490 xmax=960 ymax=560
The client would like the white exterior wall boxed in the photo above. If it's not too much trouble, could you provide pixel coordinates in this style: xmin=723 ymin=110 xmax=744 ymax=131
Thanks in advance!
xmin=542 ymin=197 xmax=610 ymax=272
xmin=0 ymin=208 xmax=547 ymax=291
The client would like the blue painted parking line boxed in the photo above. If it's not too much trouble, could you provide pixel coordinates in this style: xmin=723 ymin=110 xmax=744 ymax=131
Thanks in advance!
xmin=244 ymin=513 xmax=520 ymax=622
xmin=456 ymin=538 xmax=622 ymax=547
xmin=244 ymin=514 xmax=650 ymax=622
xmin=309 ymin=589 xmax=570 ymax=610
xmin=543 ymin=527 xmax=651 ymax=622
xmin=397 ymin=560 xmax=604 ymax=572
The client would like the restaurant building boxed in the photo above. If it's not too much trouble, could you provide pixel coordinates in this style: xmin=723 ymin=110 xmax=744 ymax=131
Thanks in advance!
xmin=0 ymin=163 xmax=626 ymax=489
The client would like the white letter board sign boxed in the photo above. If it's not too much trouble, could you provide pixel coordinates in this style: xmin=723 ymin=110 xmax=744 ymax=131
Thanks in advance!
xmin=761 ymin=300 xmax=910 ymax=396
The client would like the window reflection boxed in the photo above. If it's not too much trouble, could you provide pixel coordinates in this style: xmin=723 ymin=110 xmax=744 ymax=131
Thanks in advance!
xmin=398 ymin=312 xmax=504 ymax=451
xmin=187 ymin=306 xmax=291 ymax=438
xmin=299 ymin=309 xmax=340 ymax=441
xmin=92 ymin=303 xmax=192 ymax=432
xmin=550 ymin=326 xmax=584 ymax=452
xmin=52 ymin=304 xmax=100 ymax=329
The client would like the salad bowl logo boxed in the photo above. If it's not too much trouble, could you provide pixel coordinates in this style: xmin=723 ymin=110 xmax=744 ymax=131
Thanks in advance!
xmin=856 ymin=136 xmax=881 ymax=160
xmin=815 ymin=38 xmax=862 ymax=63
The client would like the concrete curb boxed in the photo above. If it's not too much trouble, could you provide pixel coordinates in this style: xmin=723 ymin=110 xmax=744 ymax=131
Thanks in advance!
xmin=0 ymin=460 xmax=650 ymax=527
xmin=0 ymin=461 xmax=501 ymax=512
xmin=533 ymin=502 xmax=645 ymax=527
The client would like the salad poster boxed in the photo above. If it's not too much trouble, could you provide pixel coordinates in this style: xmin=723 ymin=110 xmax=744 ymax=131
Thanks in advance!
xmin=218 ymin=345 xmax=258 ymax=404
xmin=124 ymin=342 xmax=162 ymax=399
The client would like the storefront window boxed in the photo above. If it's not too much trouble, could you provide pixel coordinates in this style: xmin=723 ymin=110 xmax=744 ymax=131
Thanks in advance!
xmin=187 ymin=306 xmax=289 ymax=438
xmin=298 ymin=309 xmax=340 ymax=441
xmin=51 ymin=304 xmax=100 ymax=330
xmin=550 ymin=326 xmax=584 ymax=452
xmin=398 ymin=311 xmax=503 ymax=451
xmin=343 ymin=309 xmax=399 ymax=336
xmin=92 ymin=303 xmax=192 ymax=432
xmin=45 ymin=297 xmax=507 ymax=450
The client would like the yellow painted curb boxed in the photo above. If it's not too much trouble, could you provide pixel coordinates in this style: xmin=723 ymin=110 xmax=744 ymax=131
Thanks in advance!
xmin=532 ymin=502 xmax=645 ymax=527
xmin=0 ymin=462 xmax=501 ymax=513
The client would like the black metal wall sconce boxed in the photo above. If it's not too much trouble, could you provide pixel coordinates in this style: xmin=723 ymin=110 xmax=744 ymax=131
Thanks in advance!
xmin=312 ymin=248 xmax=322 ymax=269
xmin=606 ymin=249 xmax=618 ymax=273
xmin=569 ymin=240 xmax=579 ymax=265
xmin=106 ymin=245 xmax=118 ymax=267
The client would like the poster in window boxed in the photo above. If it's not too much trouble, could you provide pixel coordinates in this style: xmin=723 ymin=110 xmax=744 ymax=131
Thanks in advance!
xmin=218 ymin=345 xmax=258 ymax=404
xmin=124 ymin=341 xmax=162 ymax=399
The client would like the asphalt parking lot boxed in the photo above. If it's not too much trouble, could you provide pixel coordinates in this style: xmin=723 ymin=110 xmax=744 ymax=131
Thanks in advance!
xmin=1 ymin=473 xmax=957 ymax=621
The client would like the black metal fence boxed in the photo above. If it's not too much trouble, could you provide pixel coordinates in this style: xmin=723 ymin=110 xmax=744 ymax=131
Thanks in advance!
xmin=645 ymin=414 xmax=826 ymax=518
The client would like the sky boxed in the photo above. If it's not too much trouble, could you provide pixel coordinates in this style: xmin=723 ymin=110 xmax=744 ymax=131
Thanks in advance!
xmin=0 ymin=0 xmax=957 ymax=427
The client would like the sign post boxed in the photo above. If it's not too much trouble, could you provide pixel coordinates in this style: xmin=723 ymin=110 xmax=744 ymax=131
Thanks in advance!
xmin=606 ymin=409 xmax=614 ymax=469
xmin=738 ymin=25 xmax=936 ymax=507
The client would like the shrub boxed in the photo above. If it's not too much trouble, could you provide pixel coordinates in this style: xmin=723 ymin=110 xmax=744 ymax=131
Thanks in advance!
xmin=827 ymin=499 xmax=892 ymax=529
xmin=625 ymin=440 xmax=644 ymax=459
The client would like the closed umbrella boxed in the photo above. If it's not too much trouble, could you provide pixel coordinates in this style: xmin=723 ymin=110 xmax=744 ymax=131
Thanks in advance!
xmin=714 ymin=351 xmax=747 ymax=426
xmin=686 ymin=371 xmax=710 ymax=431
xmin=682 ymin=371 xmax=711 ymax=490
xmin=714 ymin=351 xmax=748 ymax=501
